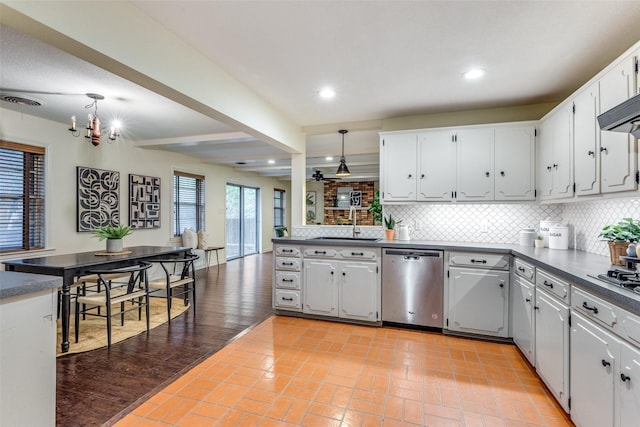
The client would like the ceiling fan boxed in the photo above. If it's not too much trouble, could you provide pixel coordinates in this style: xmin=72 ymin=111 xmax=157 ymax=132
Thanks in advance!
xmin=311 ymin=170 xmax=339 ymax=182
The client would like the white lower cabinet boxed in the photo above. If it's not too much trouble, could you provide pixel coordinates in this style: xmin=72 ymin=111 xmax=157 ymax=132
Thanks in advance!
xmin=570 ymin=287 xmax=640 ymax=427
xmin=303 ymin=260 xmax=339 ymax=317
xmin=447 ymin=265 xmax=509 ymax=337
xmin=511 ymin=275 xmax=535 ymax=364
xmin=338 ymin=261 xmax=379 ymax=322
xmin=534 ymin=287 xmax=570 ymax=412
xmin=273 ymin=244 xmax=302 ymax=312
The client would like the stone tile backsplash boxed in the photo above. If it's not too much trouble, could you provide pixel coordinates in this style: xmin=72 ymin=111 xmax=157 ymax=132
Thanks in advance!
xmin=293 ymin=198 xmax=640 ymax=257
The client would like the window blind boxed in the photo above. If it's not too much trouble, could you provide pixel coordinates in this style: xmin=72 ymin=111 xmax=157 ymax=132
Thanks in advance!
xmin=173 ymin=172 xmax=205 ymax=236
xmin=0 ymin=142 xmax=45 ymax=252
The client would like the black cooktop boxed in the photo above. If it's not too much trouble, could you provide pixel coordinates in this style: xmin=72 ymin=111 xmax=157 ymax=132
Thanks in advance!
xmin=595 ymin=269 xmax=640 ymax=294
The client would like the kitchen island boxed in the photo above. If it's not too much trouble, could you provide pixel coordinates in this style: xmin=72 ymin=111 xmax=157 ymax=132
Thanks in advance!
xmin=0 ymin=271 xmax=62 ymax=427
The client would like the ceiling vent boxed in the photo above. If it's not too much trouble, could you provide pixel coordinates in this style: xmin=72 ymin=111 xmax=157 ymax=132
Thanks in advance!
xmin=1 ymin=94 xmax=42 ymax=106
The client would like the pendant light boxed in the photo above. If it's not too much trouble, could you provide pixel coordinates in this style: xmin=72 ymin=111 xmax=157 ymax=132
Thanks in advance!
xmin=336 ymin=129 xmax=351 ymax=176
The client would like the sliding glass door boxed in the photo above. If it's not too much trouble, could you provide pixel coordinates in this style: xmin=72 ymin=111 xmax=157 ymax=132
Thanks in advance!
xmin=226 ymin=184 xmax=260 ymax=259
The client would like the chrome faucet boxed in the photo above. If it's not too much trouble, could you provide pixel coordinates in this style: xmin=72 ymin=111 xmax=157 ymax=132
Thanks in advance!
xmin=349 ymin=205 xmax=361 ymax=237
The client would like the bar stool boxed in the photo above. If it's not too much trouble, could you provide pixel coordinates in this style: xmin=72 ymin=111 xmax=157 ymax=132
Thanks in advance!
xmin=74 ymin=262 xmax=152 ymax=348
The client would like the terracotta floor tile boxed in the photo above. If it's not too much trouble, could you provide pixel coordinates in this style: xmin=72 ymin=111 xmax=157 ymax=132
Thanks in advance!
xmin=114 ymin=317 xmax=572 ymax=427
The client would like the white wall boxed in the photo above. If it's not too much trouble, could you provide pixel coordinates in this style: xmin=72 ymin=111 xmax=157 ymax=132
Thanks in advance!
xmin=0 ymin=108 xmax=290 ymax=263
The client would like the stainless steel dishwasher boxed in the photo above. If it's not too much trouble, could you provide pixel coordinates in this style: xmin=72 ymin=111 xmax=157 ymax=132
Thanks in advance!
xmin=382 ymin=248 xmax=444 ymax=328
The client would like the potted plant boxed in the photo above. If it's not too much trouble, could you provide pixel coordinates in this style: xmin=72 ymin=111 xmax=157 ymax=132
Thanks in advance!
xmin=384 ymin=214 xmax=401 ymax=240
xmin=534 ymin=235 xmax=545 ymax=248
xmin=92 ymin=224 xmax=132 ymax=253
xmin=368 ymin=190 xmax=383 ymax=225
xmin=599 ymin=217 xmax=640 ymax=265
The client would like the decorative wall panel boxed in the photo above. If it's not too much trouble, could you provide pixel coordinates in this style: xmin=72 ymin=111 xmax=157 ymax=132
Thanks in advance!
xmin=129 ymin=174 xmax=161 ymax=229
xmin=77 ymin=167 xmax=120 ymax=232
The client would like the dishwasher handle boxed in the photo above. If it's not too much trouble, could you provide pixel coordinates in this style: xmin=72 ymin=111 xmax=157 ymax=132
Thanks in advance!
xmin=384 ymin=249 xmax=442 ymax=258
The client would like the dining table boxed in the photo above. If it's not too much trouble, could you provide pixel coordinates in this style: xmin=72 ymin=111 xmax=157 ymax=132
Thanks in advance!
xmin=3 ymin=245 xmax=191 ymax=353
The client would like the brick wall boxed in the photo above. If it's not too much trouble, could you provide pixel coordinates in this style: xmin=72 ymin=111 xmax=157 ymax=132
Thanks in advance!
xmin=322 ymin=181 xmax=376 ymax=225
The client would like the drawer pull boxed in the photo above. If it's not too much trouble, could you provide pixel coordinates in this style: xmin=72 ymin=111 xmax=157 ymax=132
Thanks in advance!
xmin=499 ymin=283 xmax=504 ymax=288
xmin=282 ymin=262 xmax=294 ymax=266
xmin=282 ymin=249 xmax=293 ymax=253
xmin=525 ymin=298 xmax=531 ymax=303
xmin=518 ymin=266 xmax=525 ymax=272
xmin=282 ymin=278 xmax=294 ymax=282
xmin=543 ymin=280 xmax=554 ymax=288
xmin=621 ymin=373 xmax=631 ymax=382
xmin=601 ymin=359 xmax=611 ymax=368
xmin=582 ymin=301 xmax=599 ymax=314
xmin=281 ymin=297 xmax=294 ymax=301
xmin=471 ymin=259 xmax=487 ymax=264
xmin=351 ymin=252 xmax=364 ymax=256
xmin=315 ymin=250 xmax=327 ymax=255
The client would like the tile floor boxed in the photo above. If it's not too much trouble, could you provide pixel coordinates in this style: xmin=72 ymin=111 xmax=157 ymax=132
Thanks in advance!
xmin=114 ymin=316 xmax=573 ymax=426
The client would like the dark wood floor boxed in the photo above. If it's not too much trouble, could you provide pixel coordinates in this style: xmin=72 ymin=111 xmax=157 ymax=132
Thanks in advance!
xmin=56 ymin=253 xmax=274 ymax=427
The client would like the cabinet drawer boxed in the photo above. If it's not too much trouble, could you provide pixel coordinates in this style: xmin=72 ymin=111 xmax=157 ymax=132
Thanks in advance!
xmin=571 ymin=287 xmax=617 ymax=329
xmin=275 ymin=257 xmax=301 ymax=271
xmin=449 ymin=252 xmax=509 ymax=270
xmin=514 ymin=258 xmax=535 ymax=282
xmin=275 ymin=245 xmax=301 ymax=257
xmin=536 ymin=269 xmax=570 ymax=304
xmin=274 ymin=289 xmax=301 ymax=309
xmin=340 ymin=248 xmax=378 ymax=260
xmin=304 ymin=247 xmax=338 ymax=258
xmin=275 ymin=271 xmax=301 ymax=289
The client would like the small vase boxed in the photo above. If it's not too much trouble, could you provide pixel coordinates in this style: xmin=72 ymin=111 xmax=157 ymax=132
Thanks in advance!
xmin=534 ymin=239 xmax=544 ymax=248
xmin=106 ymin=238 xmax=123 ymax=253
xmin=385 ymin=229 xmax=395 ymax=241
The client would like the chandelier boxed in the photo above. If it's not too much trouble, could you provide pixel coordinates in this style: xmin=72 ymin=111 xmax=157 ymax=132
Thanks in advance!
xmin=68 ymin=93 xmax=120 ymax=146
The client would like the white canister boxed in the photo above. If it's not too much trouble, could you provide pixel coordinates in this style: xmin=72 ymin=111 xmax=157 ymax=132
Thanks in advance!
xmin=539 ymin=219 xmax=558 ymax=248
xmin=548 ymin=224 xmax=569 ymax=250
xmin=519 ymin=227 xmax=536 ymax=247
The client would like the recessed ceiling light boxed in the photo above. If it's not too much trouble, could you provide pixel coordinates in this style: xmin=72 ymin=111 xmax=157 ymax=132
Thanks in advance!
xmin=462 ymin=68 xmax=486 ymax=80
xmin=268 ymin=159 xmax=275 ymax=164
xmin=319 ymin=87 xmax=336 ymax=99
xmin=325 ymin=156 xmax=334 ymax=161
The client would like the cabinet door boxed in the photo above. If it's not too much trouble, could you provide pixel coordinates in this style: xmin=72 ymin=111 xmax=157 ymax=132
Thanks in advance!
xmin=339 ymin=262 xmax=378 ymax=322
xmin=619 ymin=342 xmax=640 ymax=427
xmin=537 ymin=117 xmax=554 ymax=199
xmin=551 ymin=106 xmax=574 ymax=198
xmin=570 ymin=312 xmax=616 ymax=427
xmin=599 ymin=54 xmax=637 ymax=194
xmin=534 ymin=289 xmax=570 ymax=412
xmin=512 ymin=276 xmax=535 ymax=365
xmin=303 ymin=260 xmax=338 ymax=317
xmin=495 ymin=126 xmax=536 ymax=200
xmin=456 ymin=128 xmax=495 ymax=200
xmin=381 ymin=133 xmax=417 ymax=201
xmin=573 ymin=83 xmax=601 ymax=196
xmin=447 ymin=267 xmax=509 ymax=337
xmin=417 ymin=130 xmax=456 ymax=201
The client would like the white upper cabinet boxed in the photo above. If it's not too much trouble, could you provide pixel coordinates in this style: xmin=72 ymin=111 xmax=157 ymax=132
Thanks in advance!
xmin=538 ymin=105 xmax=574 ymax=200
xmin=456 ymin=128 xmax=495 ymax=201
xmin=573 ymin=83 xmax=601 ymax=196
xmin=381 ymin=133 xmax=418 ymax=201
xmin=494 ymin=126 xmax=536 ymax=200
xmin=417 ymin=130 xmax=456 ymax=201
xmin=598 ymin=52 xmax=638 ymax=194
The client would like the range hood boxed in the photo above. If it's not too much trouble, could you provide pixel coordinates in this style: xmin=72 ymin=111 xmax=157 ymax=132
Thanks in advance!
xmin=597 ymin=92 xmax=640 ymax=138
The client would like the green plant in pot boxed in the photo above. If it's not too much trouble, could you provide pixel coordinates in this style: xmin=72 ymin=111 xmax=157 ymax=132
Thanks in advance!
xmin=599 ymin=217 xmax=640 ymax=265
xmin=92 ymin=224 xmax=132 ymax=253
xmin=383 ymin=214 xmax=401 ymax=240
xmin=368 ymin=190 xmax=382 ymax=225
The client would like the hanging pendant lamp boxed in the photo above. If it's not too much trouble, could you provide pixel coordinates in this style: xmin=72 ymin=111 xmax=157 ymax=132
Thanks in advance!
xmin=336 ymin=129 xmax=351 ymax=176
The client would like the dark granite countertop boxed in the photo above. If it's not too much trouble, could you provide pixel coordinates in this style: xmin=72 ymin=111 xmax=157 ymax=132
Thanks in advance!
xmin=273 ymin=237 xmax=640 ymax=315
xmin=0 ymin=271 xmax=62 ymax=300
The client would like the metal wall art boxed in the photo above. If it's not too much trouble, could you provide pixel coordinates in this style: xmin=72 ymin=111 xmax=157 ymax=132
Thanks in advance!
xmin=129 ymin=174 xmax=161 ymax=229
xmin=77 ymin=166 xmax=120 ymax=231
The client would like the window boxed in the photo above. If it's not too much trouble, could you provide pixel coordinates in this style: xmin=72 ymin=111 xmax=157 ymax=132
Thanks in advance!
xmin=274 ymin=189 xmax=286 ymax=227
xmin=0 ymin=141 xmax=45 ymax=252
xmin=173 ymin=171 xmax=205 ymax=236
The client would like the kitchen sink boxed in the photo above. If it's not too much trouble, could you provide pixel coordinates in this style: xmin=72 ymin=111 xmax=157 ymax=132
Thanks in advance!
xmin=309 ymin=236 xmax=380 ymax=242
